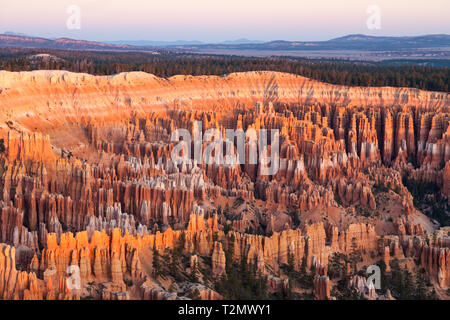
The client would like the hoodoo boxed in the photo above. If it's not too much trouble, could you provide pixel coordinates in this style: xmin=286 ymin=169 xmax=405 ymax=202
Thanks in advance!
xmin=0 ymin=70 xmax=448 ymax=300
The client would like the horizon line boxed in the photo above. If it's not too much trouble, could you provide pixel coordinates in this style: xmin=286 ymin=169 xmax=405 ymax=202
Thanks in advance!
xmin=2 ymin=31 xmax=450 ymax=45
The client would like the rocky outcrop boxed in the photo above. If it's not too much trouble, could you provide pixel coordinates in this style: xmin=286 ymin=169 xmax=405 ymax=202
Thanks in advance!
xmin=444 ymin=161 xmax=450 ymax=199
xmin=349 ymin=275 xmax=377 ymax=300
xmin=420 ymin=245 xmax=450 ymax=289
xmin=0 ymin=243 xmax=78 ymax=300
xmin=211 ymin=242 xmax=226 ymax=277
xmin=314 ymin=275 xmax=330 ymax=300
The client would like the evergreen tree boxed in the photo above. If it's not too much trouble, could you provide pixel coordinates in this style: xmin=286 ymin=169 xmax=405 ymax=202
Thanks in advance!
xmin=287 ymin=251 xmax=295 ymax=275
xmin=225 ymin=234 xmax=235 ymax=274
xmin=1 ymin=48 xmax=447 ymax=92
xmin=152 ymin=245 xmax=161 ymax=278
xmin=190 ymin=261 xmax=199 ymax=283
xmin=414 ymin=272 xmax=428 ymax=299
xmin=377 ymin=260 xmax=387 ymax=293
xmin=349 ymin=237 xmax=361 ymax=274
xmin=188 ymin=288 xmax=202 ymax=300
xmin=169 ymin=248 xmax=182 ymax=280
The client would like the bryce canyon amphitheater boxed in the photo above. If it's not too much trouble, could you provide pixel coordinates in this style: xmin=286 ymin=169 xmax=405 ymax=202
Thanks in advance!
xmin=0 ymin=70 xmax=448 ymax=300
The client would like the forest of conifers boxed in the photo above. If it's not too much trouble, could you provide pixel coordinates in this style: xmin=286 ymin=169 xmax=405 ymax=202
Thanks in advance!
xmin=0 ymin=48 xmax=448 ymax=92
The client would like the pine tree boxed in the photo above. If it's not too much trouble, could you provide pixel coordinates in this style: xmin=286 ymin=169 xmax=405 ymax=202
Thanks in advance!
xmin=152 ymin=245 xmax=161 ymax=278
xmin=190 ymin=261 xmax=199 ymax=283
xmin=287 ymin=251 xmax=295 ymax=274
xmin=349 ymin=237 xmax=360 ymax=274
xmin=414 ymin=270 xmax=428 ymax=299
xmin=300 ymin=257 xmax=307 ymax=275
xmin=225 ymin=234 xmax=235 ymax=274
xmin=377 ymin=260 xmax=387 ymax=293
xmin=427 ymin=289 xmax=439 ymax=300
xmin=169 ymin=248 xmax=181 ymax=280
xmin=188 ymin=288 xmax=202 ymax=300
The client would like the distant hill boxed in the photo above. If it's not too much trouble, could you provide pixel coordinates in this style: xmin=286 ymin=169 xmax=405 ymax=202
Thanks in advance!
xmin=0 ymin=33 xmax=448 ymax=55
xmin=0 ymin=34 xmax=160 ymax=51
xmin=107 ymin=38 xmax=264 ymax=46
xmin=3 ymin=31 xmax=29 ymax=37
xmin=106 ymin=40 xmax=205 ymax=47
xmin=177 ymin=34 xmax=450 ymax=51
xmin=219 ymin=38 xmax=264 ymax=45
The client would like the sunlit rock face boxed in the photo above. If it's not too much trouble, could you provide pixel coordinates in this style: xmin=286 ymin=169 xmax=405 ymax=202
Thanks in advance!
xmin=0 ymin=70 xmax=448 ymax=300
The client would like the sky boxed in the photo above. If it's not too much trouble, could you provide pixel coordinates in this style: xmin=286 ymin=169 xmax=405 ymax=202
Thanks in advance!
xmin=0 ymin=0 xmax=448 ymax=42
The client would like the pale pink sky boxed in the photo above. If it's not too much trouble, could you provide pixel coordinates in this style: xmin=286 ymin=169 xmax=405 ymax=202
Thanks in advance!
xmin=0 ymin=0 xmax=448 ymax=41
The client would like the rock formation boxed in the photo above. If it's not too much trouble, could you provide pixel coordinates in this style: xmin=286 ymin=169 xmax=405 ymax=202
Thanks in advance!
xmin=0 ymin=70 xmax=448 ymax=300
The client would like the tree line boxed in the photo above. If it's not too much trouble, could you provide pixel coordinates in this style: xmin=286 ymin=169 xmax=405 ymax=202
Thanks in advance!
xmin=0 ymin=48 xmax=448 ymax=92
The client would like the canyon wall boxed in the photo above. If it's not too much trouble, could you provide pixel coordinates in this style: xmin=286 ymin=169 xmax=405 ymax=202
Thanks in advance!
xmin=0 ymin=70 xmax=447 ymax=133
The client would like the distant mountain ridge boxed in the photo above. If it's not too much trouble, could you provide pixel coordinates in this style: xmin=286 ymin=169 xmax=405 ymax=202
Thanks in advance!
xmin=106 ymin=38 xmax=264 ymax=46
xmin=178 ymin=34 xmax=450 ymax=51
xmin=0 ymin=34 xmax=158 ymax=51
xmin=105 ymin=40 xmax=204 ymax=47
xmin=0 ymin=33 xmax=448 ymax=52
